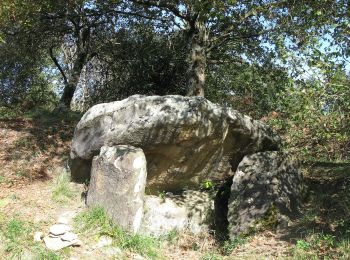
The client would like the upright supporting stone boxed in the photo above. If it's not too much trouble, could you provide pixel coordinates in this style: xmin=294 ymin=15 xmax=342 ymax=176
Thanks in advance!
xmin=228 ymin=151 xmax=302 ymax=238
xmin=86 ymin=145 xmax=147 ymax=233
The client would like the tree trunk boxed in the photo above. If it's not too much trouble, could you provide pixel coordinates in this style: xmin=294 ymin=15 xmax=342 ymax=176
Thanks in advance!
xmin=58 ymin=24 xmax=91 ymax=109
xmin=186 ymin=21 xmax=207 ymax=97
xmin=59 ymin=54 xmax=86 ymax=108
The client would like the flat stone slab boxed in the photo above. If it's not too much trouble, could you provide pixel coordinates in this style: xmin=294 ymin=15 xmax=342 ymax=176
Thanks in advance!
xmin=44 ymin=236 xmax=81 ymax=251
xmin=70 ymin=95 xmax=281 ymax=191
xmin=49 ymin=224 xmax=71 ymax=236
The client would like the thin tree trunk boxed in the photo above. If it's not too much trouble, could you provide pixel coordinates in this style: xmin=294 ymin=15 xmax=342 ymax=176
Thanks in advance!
xmin=59 ymin=53 xmax=86 ymax=108
xmin=58 ymin=25 xmax=91 ymax=109
xmin=186 ymin=21 xmax=207 ymax=97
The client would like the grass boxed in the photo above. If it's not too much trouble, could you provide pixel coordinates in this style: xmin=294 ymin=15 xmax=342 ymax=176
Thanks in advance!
xmin=74 ymin=206 xmax=162 ymax=259
xmin=51 ymin=168 xmax=74 ymax=203
xmin=162 ymin=229 xmax=179 ymax=244
xmin=0 ymin=176 xmax=6 ymax=184
xmin=201 ymin=252 xmax=223 ymax=260
xmin=221 ymin=235 xmax=247 ymax=256
xmin=289 ymin=163 xmax=350 ymax=259
xmin=292 ymin=233 xmax=350 ymax=259
xmin=0 ymin=217 xmax=61 ymax=259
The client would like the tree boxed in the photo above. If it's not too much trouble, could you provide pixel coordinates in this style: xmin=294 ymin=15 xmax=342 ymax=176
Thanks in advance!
xmin=1 ymin=0 xmax=348 ymax=108
xmin=120 ymin=0 xmax=308 ymax=97
xmin=0 ymin=0 xmax=126 ymax=108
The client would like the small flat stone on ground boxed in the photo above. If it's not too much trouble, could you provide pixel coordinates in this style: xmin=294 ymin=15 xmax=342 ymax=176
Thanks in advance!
xmin=49 ymin=224 xmax=72 ymax=236
xmin=61 ymin=232 xmax=78 ymax=242
xmin=44 ymin=236 xmax=79 ymax=251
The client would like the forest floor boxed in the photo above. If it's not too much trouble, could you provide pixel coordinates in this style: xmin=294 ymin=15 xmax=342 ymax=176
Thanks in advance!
xmin=0 ymin=109 xmax=349 ymax=259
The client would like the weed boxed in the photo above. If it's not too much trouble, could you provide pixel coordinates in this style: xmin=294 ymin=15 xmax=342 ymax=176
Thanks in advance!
xmin=292 ymin=233 xmax=347 ymax=259
xmin=338 ymin=239 xmax=350 ymax=259
xmin=51 ymin=169 xmax=74 ymax=203
xmin=14 ymin=136 xmax=35 ymax=149
xmin=74 ymin=206 xmax=110 ymax=233
xmin=1 ymin=218 xmax=31 ymax=257
xmin=221 ymin=235 xmax=247 ymax=255
xmin=32 ymin=244 xmax=61 ymax=260
xmin=201 ymin=252 xmax=222 ymax=260
xmin=0 ymin=217 xmax=63 ymax=259
xmin=0 ymin=176 xmax=6 ymax=184
xmin=191 ymin=242 xmax=200 ymax=251
xmin=158 ymin=191 xmax=166 ymax=202
xmin=162 ymin=229 xmax=179 ymax=244
xmin=296 ymin=240 xmax=311 ymax=250
xmin=201 ymin=180 xmax=214 ymax=191
xmin=15 ymin=169 xmax=29 ymax=178
xmin=74 ymin=207 xmax=161 ymax=258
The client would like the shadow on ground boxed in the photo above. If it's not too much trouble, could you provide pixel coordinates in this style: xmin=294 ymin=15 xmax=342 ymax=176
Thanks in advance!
xmin=279 ymin=162 xmax=350 ymax=257
xmin=0 ymin=109 xmax=82 ymax=184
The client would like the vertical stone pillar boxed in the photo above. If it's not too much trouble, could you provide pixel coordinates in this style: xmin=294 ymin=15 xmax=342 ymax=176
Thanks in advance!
xmin=87 ymin=145 xmax=147 ymax=233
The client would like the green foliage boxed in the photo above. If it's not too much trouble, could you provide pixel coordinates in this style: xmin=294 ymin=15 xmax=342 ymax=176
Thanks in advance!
xmin=296 ymin=240 xmax=311 ymax=250
xmin=207 ymin=62 xmax=291 ymax=119
xmin=158 ymin=191 xmax=166 ymax=202
xmin=0 ymin=107 xmax=21 ymax=120
xmin=254 ymin=205 xmax=279 ymax=231
xmin=292 ymin=233 xmax=348 ymax=259
xmin=74 ymin=207 xmax=161 ymax=258
xmin=221 ymin=235 xmax=247 ymax=255
xmin=5 ymin=219 xmax=26 ymax=253
xmin=269 ymin=71 xmax=350 ymax=162
xmin=0 ymin=216 xmax=61 ymax=259
xmin=200 ymin=180 xmax=214 ymax=191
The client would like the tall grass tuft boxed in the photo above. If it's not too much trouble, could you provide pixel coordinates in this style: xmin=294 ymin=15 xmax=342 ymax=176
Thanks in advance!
xmin=74 ymin=207 xmax=161 ymax=259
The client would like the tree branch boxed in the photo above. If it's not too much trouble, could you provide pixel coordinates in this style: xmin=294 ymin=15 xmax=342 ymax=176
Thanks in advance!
xmin=49 ymin=47 xmax=68 ymax=86
xmin=130 ymin=0 xmax=189 ymax=21
xmin=209 ymin=0 xmax=288 ymax=49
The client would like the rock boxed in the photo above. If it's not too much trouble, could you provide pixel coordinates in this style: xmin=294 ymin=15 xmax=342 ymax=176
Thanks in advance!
xmin=227 ymin=151 xmax=302 ymax=238
xmin=70 ymin=95 xmax=281 ymax=191
xmin=49 ymin=224 xmax=72 ymax=236
xmin=72 ymin=239 xmax=83 ymax=247
xmin=61 ymin=232 xmax=78 ymax=242
xmin=140 ymin=190 xmax=214 ymax=236
xmin=86 ymin=145 xmax=147 ymax=233
xmin=43 ymin=236 xmax=80 ymax=251
xmin=96 ymin=236 xmax=113 ymax=248
xmin=34 ymin=231 xmax=43 ymax=242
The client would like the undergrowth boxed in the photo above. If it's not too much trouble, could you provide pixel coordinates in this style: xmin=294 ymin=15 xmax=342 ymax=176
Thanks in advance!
xmin=0 ymin=216 xmax=61 ymax=259
xmin=74 ymin=206 xmax=161 ymax=259
xmin=292 ymin=233 xmax=350 ymax=259
xmin=51 ymin=168 xmax=74 ymax=203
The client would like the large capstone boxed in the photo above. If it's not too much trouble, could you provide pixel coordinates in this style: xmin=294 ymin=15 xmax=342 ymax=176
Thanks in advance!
xmin=140 ymin=190 xmax=214 ymax=236
xmin=70 ymin=95 xmax=281 ymax=192
xmin=86 ymin=145 xmax=147 ymax=233
xmin=227 ymin=151 xmax=302 ymax=238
